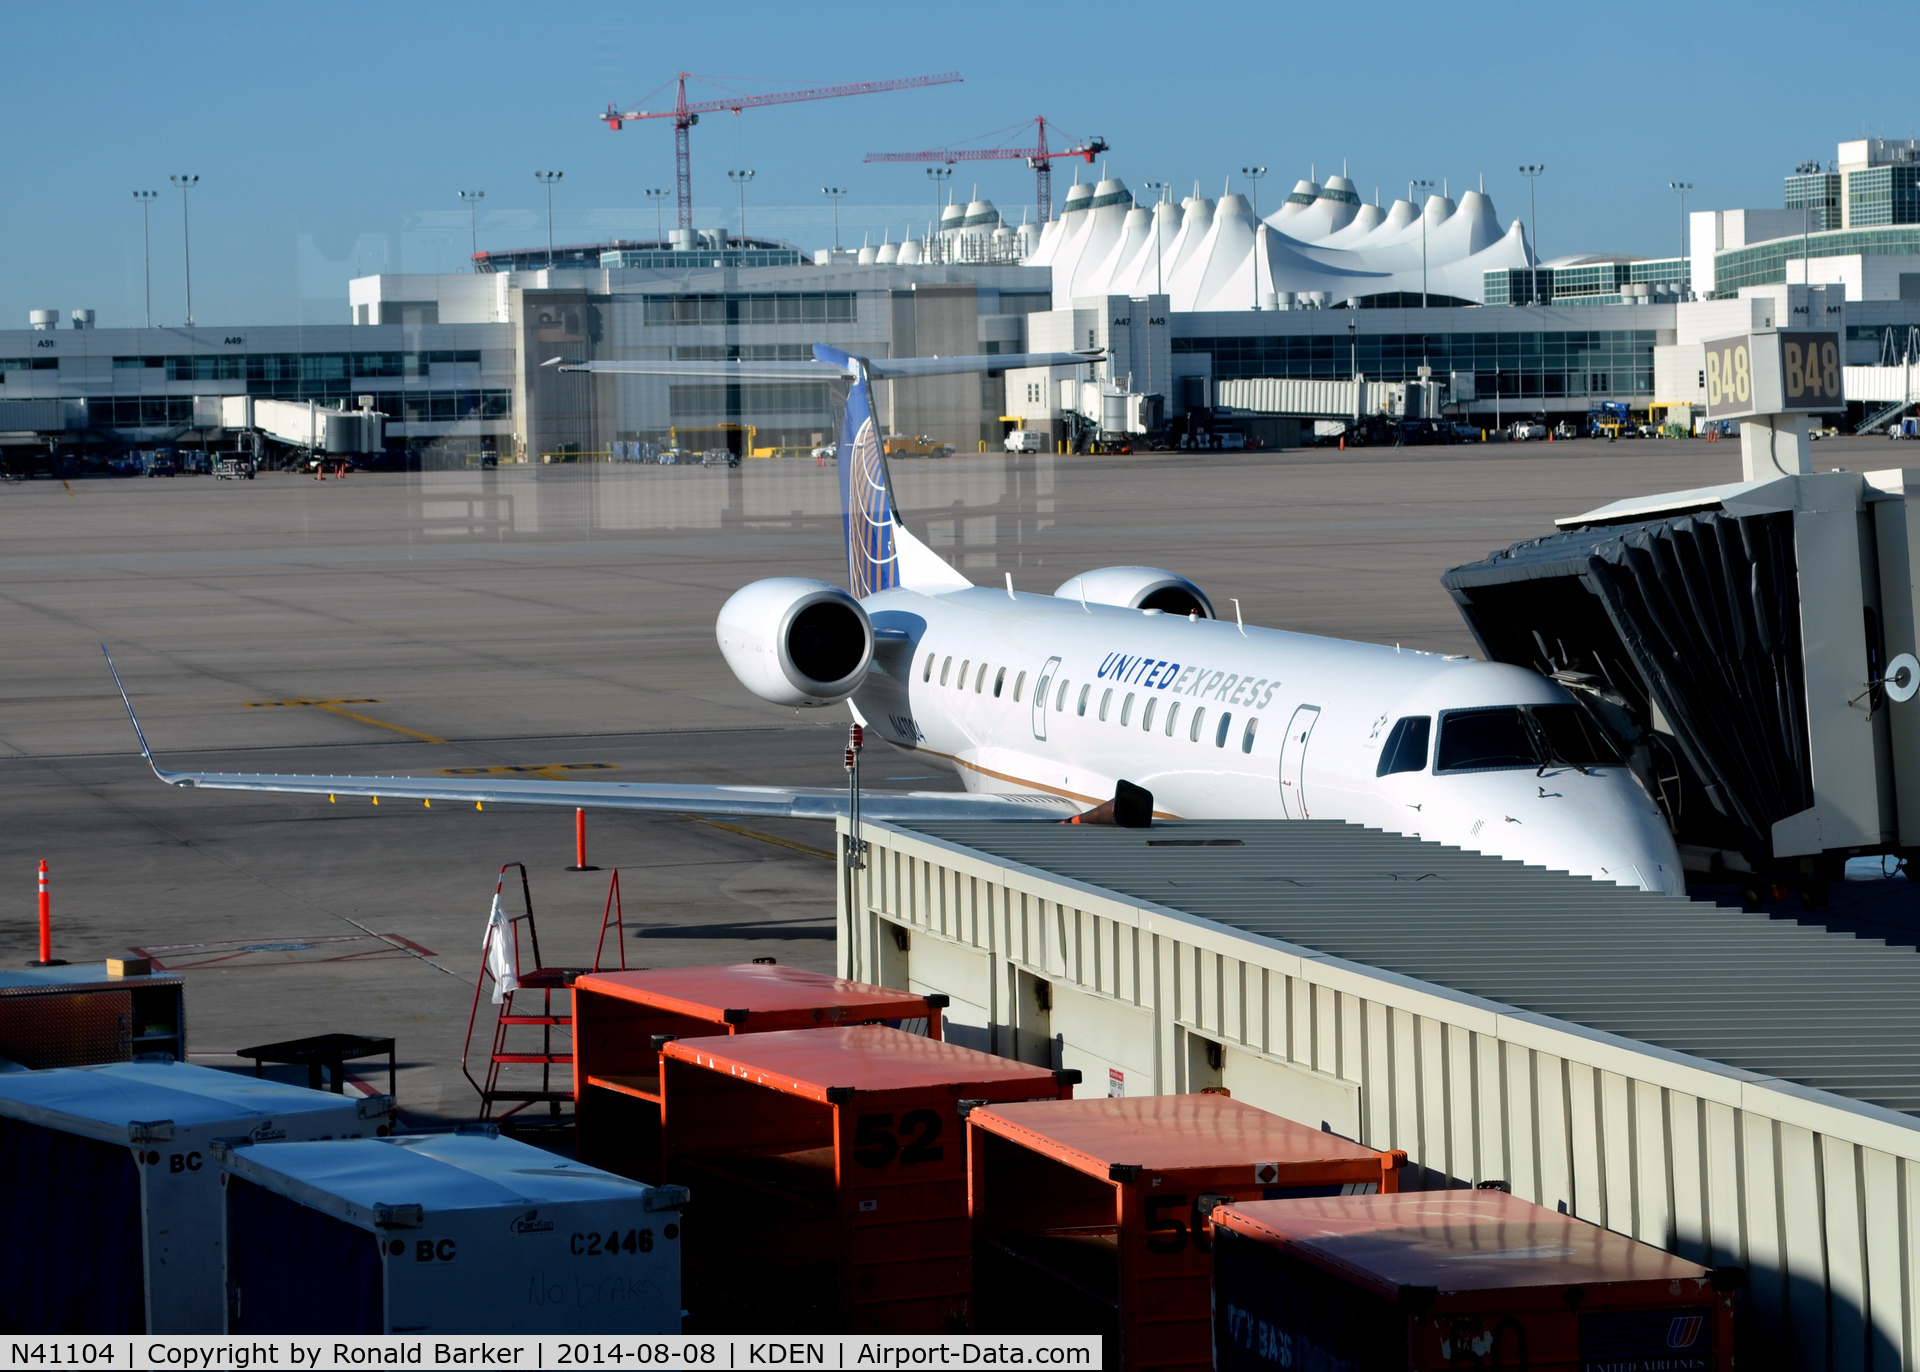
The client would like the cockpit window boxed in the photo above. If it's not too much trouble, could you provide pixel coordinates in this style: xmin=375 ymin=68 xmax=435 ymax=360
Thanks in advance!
xmin=1436 ymin=709 xmax=1534 ymax=771
xmin=1531 ymin=704 xmax=1623 ymax=766
xmin=1436 ymin=705 xmax=1622 ymax=773
xmin=1375 ymin=716 xmax=1431 ymax=776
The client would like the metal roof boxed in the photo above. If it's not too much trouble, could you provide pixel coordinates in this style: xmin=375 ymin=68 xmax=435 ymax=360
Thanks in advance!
xmin=225 ymin=1133 xmax=658 ymax=1222
xmin=899 ymin=819 xmax=1920 ymax=1117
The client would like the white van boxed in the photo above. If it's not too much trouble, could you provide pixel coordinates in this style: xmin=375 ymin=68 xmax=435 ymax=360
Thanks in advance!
xmin=1004 ymin=430 xmax=1050 ymax=454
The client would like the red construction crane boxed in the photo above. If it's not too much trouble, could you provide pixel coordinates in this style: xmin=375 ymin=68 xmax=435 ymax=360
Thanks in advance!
xmin=864 ymin=116 xmax=1108 ymax=224
xmin=603 ymin=71 xmax=963 ymax=234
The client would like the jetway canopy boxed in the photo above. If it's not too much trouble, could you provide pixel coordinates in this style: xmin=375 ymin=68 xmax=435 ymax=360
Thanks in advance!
xmin=1443 ymin=472 xmax=1920 ymax=871
xmin=1442 ymin=504 xmax=1810 ymax=860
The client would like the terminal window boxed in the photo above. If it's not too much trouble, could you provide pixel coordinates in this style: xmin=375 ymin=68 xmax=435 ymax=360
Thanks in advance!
xmin=644 ymin=293 xmax=856 ymax=327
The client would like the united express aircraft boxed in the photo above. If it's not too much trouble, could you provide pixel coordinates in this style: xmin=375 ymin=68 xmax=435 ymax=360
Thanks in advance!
xmin=109 ymin=344 xmax=1682 ymax=894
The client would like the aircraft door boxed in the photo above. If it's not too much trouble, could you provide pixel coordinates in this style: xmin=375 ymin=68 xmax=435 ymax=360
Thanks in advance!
xmin=1032 ymin=657 xmax=1062 ymax=741
xmin=1279 ymin=704 xmax=1321 ymax=819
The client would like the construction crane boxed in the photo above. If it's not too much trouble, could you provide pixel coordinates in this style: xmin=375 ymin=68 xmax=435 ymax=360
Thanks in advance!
xmin=603 ymin=71 xmax=963 ymax=234
xmin=864 ymin=117 xmax=1108 ymax=223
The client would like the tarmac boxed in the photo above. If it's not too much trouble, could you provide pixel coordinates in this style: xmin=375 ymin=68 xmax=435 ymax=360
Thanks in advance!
xmin=3 ymin=434 xmax=1916 ymax=1125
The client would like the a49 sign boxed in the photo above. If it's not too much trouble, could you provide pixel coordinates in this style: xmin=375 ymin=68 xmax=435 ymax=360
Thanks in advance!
xmin=1703 ymin=330 xmax=1843 ymax=420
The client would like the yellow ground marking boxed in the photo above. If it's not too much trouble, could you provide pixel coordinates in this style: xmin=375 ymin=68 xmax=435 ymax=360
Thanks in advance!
xmin=242 ymin=698 xmax=447 ymax=745
xmin=692 ymin=817 xmax=834 ymax=861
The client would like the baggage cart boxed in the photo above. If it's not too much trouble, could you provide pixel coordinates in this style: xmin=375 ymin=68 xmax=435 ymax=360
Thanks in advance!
xmin=0 ymin=1060 xmax=393 ymax=1333
xmin=575 ymin=962 xmax=949 ymax=1181
xmin=0 ymin=961 xmax=184 ymax=1069
xmin=1211 ymin=1190 xmax=1738 ymax=1372
xmin=222 ymin=1128 xmax=685 ymax=1335
xmin=968 ymin=1093 xmax=1404 ymax=1370
xmin=662 ymin=1024 xmax=1074 ymax=1332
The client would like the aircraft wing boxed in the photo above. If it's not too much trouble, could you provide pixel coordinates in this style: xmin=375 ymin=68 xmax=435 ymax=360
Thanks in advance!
xmin=104 ymin=650 xmax=1076 ymax=823
xmin=544 ymin=358 xmax=845 ymax=380
xmin=863 ymin=351 xmax=1099 ymax=379
xmin=545 ymin=350 xmax=1101 ymax=381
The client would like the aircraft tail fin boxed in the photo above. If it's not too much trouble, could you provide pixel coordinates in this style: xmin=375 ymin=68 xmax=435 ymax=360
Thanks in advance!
xmin=827 ymin=348 xmax=969 ymax=596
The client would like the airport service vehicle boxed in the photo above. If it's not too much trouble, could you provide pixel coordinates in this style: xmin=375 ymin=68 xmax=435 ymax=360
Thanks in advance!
xmin=107 ymin=344 xmax=1683 ymax=894
xmin=1005 ymin=429 xmax=1049 ymax=454
xmin=885 ymin=433 xmax=954 ymax=458
xmin=1508 ymin=420 xmax=1547 ymax=441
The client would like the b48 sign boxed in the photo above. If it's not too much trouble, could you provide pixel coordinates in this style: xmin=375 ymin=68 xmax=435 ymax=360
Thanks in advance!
xmin=1703 ymin=330 xmax=1842 ymax=420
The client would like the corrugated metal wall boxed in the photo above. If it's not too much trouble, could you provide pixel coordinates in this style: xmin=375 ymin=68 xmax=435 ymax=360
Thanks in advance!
xmin=843 ymin=820 xmax=1920 ymax=1371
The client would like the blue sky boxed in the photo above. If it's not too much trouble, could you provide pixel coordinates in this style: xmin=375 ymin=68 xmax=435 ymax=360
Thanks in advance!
xmin=4 ymin=0 xmax=1917 ymax=328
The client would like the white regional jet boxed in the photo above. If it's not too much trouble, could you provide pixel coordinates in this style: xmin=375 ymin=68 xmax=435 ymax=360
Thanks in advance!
xmin=108 ymin=343 xmax=1683 ymax=894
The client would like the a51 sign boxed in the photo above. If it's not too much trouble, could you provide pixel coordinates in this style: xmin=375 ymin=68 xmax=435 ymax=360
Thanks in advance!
xmin=1704 ymin=330 xmax=1843 ymax=420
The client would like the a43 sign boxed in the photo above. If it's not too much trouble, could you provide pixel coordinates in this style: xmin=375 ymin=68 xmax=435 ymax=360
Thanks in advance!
xmin=1703 ymin=330 xmax=1843 ymax=420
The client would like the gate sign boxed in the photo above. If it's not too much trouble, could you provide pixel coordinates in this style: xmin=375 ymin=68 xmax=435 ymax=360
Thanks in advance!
xmin=1703 ymin=330 xmax=1843 ymax=420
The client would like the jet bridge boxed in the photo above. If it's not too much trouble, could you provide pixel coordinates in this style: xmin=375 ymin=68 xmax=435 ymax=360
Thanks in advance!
xmin=1442 ymin=471 xmax=1920 ymax=897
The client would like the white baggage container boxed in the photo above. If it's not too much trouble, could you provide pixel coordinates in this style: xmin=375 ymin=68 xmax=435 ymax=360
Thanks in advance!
xmin=221 ymin=1128 xmax=685 ymax=1334
xmin=0 ymin=1060 xmax=393 ymax=1333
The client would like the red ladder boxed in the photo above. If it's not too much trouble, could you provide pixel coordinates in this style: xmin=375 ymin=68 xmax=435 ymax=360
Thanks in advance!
xmin=461 ymin=864 xmax=626 ymax=1121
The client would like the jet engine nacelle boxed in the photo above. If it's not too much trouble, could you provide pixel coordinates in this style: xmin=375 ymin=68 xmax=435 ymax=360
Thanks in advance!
xmin=716 ymin=578 xmax=874 ymax=707
xmin=1052 ymin=566 xmax=1215 ymax=618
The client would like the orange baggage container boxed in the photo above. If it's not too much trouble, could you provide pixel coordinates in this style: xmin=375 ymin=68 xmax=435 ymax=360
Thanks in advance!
xmin=1212 ymin=1191 xmax=1738 ymax=1372
xmin=661 ymin=1024 xmax=1076 ymax=1333
xmin=573 ymin=963 xmax=947 ymax=1180
xmin=967 ymin=1094 xmax=1403 ymax=1370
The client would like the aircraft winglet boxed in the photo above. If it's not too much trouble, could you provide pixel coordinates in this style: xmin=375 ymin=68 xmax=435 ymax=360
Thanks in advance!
xmin=101 ymin=645 xmax=161 ymax=776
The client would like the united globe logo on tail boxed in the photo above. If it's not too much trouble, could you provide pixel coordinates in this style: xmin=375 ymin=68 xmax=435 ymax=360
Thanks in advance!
xmin=836 ymin=362 xmax=901 ymax=598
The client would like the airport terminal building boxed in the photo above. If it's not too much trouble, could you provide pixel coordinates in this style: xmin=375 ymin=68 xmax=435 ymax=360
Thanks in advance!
xmin=14 ymin=133 xmax=1920 ymax=465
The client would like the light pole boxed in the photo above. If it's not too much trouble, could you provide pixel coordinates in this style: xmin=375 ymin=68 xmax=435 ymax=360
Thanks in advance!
xmin=645 ymin=188 xmax=671 ymax=245
xmin=1409 ymin=179 xmax=1435 ymax=309
xmin=458 ymin=190 xmax=485 ymax=270
xmin=727 ymin=170 xmax=755 ymax=242
xmin=1518 ymin=165 xmax=1545 ymax=302
xmin=132 ymin=191 xmax=158 ymax=329
xmin=925 ymin=166 xmax=952 ymax=230
xmin=822 ymin=186 xmax=849 ymax=251
xmin=1241 ymin=167 xmax=1268 ymax=310
xmin=535 ymin=172 xmax=563 ymax=270
xmin=1143 ymin=181 xmax=1170 ymax=297
xmin=1241 ymin=166 xmax=1269 ymax=221
xmin=170 ymin=175 xmax=198 ymax=325
xmin=1668 ymin=181 xmax=1693 ymax=263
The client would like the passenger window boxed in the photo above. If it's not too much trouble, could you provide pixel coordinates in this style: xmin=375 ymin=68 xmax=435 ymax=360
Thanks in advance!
xmin=958 ymin=659 xmax=970 ymax=688
xmin=923 ymin=653 xmax=935 ymax=682
xmin=1241 ymin=718 xmax=1258 ymax=753
xmin=1120 ymin=693 xmax=1135 ymax=726
xmin=1013 ymin=671 xmax=1026 ymax=702
xmin=1215 ymin=711 xmax=1233 ymax=747
xmin=940 ymin=656 xmax=952 ymax=686
xmin=1165 ymin=702 xmax=1180 ymax=736
xmin=1055 ymin=679 xmax=1068 ymax=711
xmin=976 ymin=664 xmax=989 ymax=693
xmin=1190 ymin=707 xmax=1206 ymax=742
xmin=1141 ymin=698 xmax=1157 ymax=731
xmin=993 ymin=667 xmax=1006 ymax=698
xmin=1077 ymin=685 xmax=1090 ymax=716
xmin=1099 ymin=688 xmax=1113 ymax=722
xmin=1375 ymin=716 xmax=1432 ymax=776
